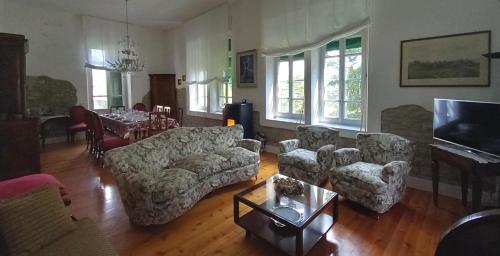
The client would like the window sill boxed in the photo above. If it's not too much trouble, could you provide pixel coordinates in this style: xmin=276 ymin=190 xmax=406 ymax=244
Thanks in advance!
xmin=187 ymin=110 xmax=222 ymax=120
xmin=260 ymin=116 xmax=305 ymax=131
xmin=316 ymin=122 xmax=363 ymax=139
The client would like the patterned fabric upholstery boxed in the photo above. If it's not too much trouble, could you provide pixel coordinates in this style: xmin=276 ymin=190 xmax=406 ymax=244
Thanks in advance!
xmin=278 ymin=125 xmax=339 ymax=185
xmin=103 ymin=125 xmax=261 ymax=225
xmin=330 ymin=133 xmax=416 ymax=213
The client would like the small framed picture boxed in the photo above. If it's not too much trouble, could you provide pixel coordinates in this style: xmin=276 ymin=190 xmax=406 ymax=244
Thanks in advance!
xmin=400 ymin=31 xmax=490 ymax=87
xmin=177 ymin=79 xmax=181 ymax=85
xmin=237 ymin=49 xmax=257 ymax=88
xmin=182 ymin=75 xmax=186 ymax=81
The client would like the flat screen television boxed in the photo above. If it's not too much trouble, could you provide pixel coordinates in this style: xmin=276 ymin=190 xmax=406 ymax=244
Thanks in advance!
xmin=433 ymin=99 xmax=500 ymax=158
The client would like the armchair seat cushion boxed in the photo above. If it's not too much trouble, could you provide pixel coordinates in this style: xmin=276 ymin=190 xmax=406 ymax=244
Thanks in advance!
xmin=172 ymin=153 xmax=226 ymax=179
xmin=332 ymin=162 xmax=387 ymax=193
xmin=215 ymin=147 xmax=260 ymax=170
xmin=68 ymin=122 xmax=87 ymax=132
xmin=278 ymin=149 xmax=319 ymax=173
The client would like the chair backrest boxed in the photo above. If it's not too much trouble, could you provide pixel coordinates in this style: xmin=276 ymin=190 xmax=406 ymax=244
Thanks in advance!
xmin=90 ymin=111 xmax=105 ymax=141
xmin=110 ymin=105 xmax=126 ymax=113
xmin=84 ymin=110 xmax=93 ymax=132
xmin=176 ymin=107 xmax=184 ymax=127
xmin=356 ymin=133 xmax=415 ymax=165
xmin=153 ymin=105 xmax=164 ymax=112
xmin=163 ymin=106 xmax=171 ymax=116
xmin=132 ymin=103 xmax=146 ymax=112
xmin=69 ymin=105 xmax=86 ymax=124
xmin=435 ymin=209 xmax=500 ymax=256
xmin=149 ymin=112 xmax=169 ymax=132
xmin=297 ymin=125 xmax=339 ymax=151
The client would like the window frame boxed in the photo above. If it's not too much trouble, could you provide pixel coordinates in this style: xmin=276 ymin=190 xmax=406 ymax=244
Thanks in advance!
xmin=189 ymin=83 xmax=208 ymax=112
xmin=273 ymin=54 xmax=305 ymax=121
xmin=318 ymin=32 xmax=366 ymax=127
xmin=86 ymin=68 xmax=125 ymax=111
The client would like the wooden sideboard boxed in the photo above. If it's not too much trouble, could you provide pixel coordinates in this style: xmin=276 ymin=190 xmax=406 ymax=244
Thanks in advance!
xmin=149 ymin=74 xmax=177 ymax=118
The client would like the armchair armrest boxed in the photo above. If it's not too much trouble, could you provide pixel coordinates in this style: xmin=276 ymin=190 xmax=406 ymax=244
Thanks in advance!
xmin=279 ymin=139 xmax=300 ymax=154
xmin=380 ymin=161 xmax=410 ymax=184
xmin=317 ymin=144 xmax=336 ymax=171
xmin=237 ymin=139 xmax=261 ymax=153
xmin=333 ymin=148 xmax=361 ymax=167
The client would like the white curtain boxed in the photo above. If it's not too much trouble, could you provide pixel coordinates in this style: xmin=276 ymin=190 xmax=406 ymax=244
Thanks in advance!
xmin=261 ymin=0 xmax=370 ymax=56
xmin=82 ymin=16 xmax=128 ymax=70
xmin=184 ymin=4 xmax=229 ymax=85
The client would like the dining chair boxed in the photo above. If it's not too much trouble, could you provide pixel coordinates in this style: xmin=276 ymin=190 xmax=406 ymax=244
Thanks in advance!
xmin=84 ymin=110 xmax=94 ymax=152
xmin=66 ymin=106 xmax=87 ymax=143
xmin=176 ymin=107 xmax=184 ymax=127
xmin=132 ymin=103 xmax=147 ymax=112
xmin=90 ymin=111 xmax=129 ymax=162
xmin=110 ymin=105 xmax=126 ymax=113
xmin=163 ymin=106 xmax=171 ymax=117
xmin=153 ymin=105 xmax=164 ymax=112
xmin=148 ymin=112 xmax=169 ymax=136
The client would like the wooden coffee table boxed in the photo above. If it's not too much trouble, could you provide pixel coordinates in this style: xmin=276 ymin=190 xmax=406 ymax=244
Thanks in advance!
xmin=234 ymin=174 xmax=338 ymax=256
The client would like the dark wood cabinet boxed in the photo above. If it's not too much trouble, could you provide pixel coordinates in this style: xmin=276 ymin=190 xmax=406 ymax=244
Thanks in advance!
xmin=0 ymin=33 xmax=27 ymax=119
xmin=0 ymin=33 xmax=40 ymax=180
xmin=0 ymin=119 xmax=41 ymax=180
xmin=149 ymin=74 xmax=177 ymax=118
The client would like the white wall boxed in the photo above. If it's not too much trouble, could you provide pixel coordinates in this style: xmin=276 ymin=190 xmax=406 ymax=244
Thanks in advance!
xmin=368 ymin=0 xmax=500 ymax=131
xmin=0 ymin=1 xmax=172 ymax=108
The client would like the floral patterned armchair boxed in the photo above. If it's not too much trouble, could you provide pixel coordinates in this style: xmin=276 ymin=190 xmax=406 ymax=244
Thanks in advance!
xmin=278 ymin=125 xmax=339 ymax=185
xmin=330 ymin=133 xmax=416 ymax=213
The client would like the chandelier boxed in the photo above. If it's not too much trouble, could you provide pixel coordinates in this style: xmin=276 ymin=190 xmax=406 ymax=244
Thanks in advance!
xmin=107 ymin=0 xmax=144 ymax=73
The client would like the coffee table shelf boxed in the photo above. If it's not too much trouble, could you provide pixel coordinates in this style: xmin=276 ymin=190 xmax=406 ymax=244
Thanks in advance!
xmin=234 ymin=174 xmax=338 ymax=256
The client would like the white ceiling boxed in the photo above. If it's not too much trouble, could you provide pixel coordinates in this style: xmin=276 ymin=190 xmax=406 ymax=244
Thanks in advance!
xmin=12 ymin=0 xmax=228 ymax=30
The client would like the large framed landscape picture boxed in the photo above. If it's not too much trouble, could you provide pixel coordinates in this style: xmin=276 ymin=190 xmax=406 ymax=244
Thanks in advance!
xmin=400 ymin=31 xmax=490 ymax=87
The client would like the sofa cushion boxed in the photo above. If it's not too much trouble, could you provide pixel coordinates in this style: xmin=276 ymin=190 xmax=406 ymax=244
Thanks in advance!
xmin=0 ymin=187 xmax=76 ymax=255
xmin=278 ymin=148 xmax=320 ymax=173
xmin=333 ymin=162 xmax=387 ymax=193
xmin=32 ymin=218 xmax=117 ymax=256
xmin=215 ymin=147 xmax=260 ymax=170
xmin=171 ymin=153 xmax=226 ymax=179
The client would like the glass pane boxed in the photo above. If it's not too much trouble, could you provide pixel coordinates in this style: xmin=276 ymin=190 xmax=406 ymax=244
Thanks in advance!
xmin=278 ymin=82 xmax=289 ymax=98
xmin=92 ymin=69 xmax=107 ymax=96
xmin=324 ymin=80 xmax=340 ymax=101
xmin=345 ymin=54 xmax=362 ymax=79
xmin=292 ymin=81 xmax=304 ymax=99
xmin=293 ymin=59 xmax=304 ymax=81
xmin=345 ymin=102 xmax=362 ymax=120
xmin=93 ymin=96 xmax=108 ymax=110
xmin=324 ymin=101 xmax=339 ymax=118
xmin=228 ymin=83 xmax=232 ymax=97
xmin=346 ymin=37 xmax=362 ymax=54
xmin=278 ymin=61 xmax=289 ymax=83
xmin=292 ymin=100 xmax=304 ymax=114
xmin=324 ymin=57 xmax=340 ymax=81
xmin=228 ymin=97 xmax=232 ymax=104
xmin=345 ymin=79 xmax=361 ymax=101
xmin=278 ymin=99 xmax=289 ymax=113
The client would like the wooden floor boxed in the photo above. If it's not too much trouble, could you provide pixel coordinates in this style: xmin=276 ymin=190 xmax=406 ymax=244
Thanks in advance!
xmin=41 ymin=142 xmax=467 ymax=256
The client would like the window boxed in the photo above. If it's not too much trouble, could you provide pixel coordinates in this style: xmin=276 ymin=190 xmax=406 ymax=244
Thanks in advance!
xmin=88 ymin=68 xmax=123 ymax=110
xmin=320 ymin=35 xmax=364 ymax=126
xmin=189 ymin=83 xmax=208 ymax=112
xmin=218 ymin=39 xmax=233 ymax=110
xmin=274 ymin=53 xmax=305 ymax=120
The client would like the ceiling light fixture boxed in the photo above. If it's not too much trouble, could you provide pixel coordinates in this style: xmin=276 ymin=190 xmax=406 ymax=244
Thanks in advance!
xmin=107 ymin=0 xmax=144 ymax=73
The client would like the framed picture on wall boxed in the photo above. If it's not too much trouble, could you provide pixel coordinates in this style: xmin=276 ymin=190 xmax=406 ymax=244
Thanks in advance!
xmin=400 ymin=31 xmax=490 ymax=87
xmin=237 ymin=49 xmax=257 ymax=88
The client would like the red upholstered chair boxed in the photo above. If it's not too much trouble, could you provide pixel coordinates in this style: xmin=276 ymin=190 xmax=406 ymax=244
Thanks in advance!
xmin=148 ymin=112 xmax=169 ymax=136
xmin=132 ymin=103 xmax=147 ymax=111
xmin=67 ymin=106 xmax=87 ymax=143
xmin=90 ymin=111 xmax=129 ymax=161
xmin=84 ymin=110 xmax=94 ymax=151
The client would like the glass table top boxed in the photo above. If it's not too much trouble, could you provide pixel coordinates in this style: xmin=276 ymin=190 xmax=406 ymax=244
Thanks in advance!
xmin=236 ymin=174 xmax=337 ymax=228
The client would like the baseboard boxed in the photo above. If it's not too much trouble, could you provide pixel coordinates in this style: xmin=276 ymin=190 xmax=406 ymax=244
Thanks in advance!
xmin=407 ymin=175 xmax=498 ymax=206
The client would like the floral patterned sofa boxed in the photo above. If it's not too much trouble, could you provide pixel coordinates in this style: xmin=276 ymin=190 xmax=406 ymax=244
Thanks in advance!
xmin=104 ymin=125 xmax=261 ymax=225
xmin=330 ymin=133 xmax=415 ymax=213
xmin=278 ymin=125 xmax=339 ymax=185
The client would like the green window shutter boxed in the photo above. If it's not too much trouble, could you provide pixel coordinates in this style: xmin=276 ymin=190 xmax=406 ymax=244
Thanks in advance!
xmin=293 ymin=52 xmax=304 ymax=60
xmin=326 ymin=41 xmax=339 ymax=51
xmin=346 ymin=37 xmax=362 ymax=49
xmin=107 ymin=71 xmax=123 ymax=107
xmin=279 ymin=56 xmax=289 ymax=62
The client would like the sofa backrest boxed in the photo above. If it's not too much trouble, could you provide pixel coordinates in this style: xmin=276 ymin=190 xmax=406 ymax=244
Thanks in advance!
xmin=297 ymin=125 xmax=339 ymax=151
xmin=356 ymin=133 xmax=416 ymax=166
xmin=104 ymin=125 xmax=244 ymax=175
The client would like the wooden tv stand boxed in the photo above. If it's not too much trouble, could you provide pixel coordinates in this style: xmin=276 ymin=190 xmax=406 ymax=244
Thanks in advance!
xmin=430 ymin=144 xmax=500 ymax=212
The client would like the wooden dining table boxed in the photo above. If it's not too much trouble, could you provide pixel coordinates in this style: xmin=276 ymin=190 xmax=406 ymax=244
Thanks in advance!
xmin=99 ymin=110 xmax=179 ymax=139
